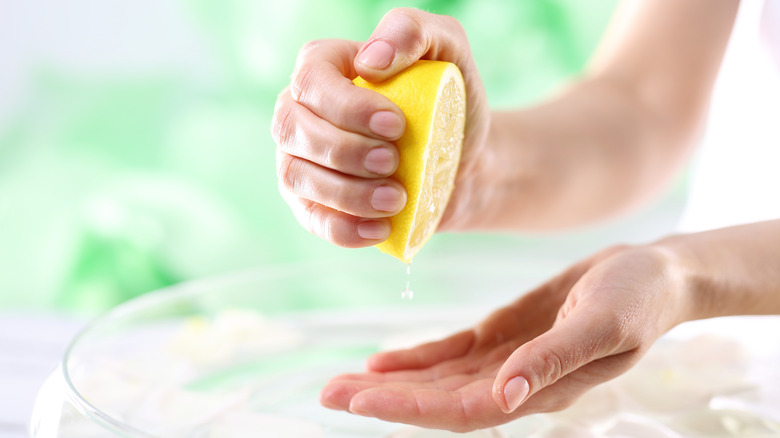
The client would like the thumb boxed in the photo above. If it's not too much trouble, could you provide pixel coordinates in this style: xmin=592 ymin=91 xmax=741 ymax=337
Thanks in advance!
xmin=354 ymin=8 xmax=472 ymax=82
xmin=491 ymin=310 xmax=623 ymax=414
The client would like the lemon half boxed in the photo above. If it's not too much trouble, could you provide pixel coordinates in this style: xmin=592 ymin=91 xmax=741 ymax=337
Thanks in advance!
xmin=354 ymin=60 xmax=466 ymax=263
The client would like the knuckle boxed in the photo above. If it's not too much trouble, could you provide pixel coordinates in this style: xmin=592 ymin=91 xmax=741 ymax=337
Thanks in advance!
xmin=389 ymin=7 xmax=424 ymax=26
xmin=271 ymin=102 xmax=297 ymax=147
xmin=303 ymin=200 xmax=329 ymax=239
xmin=441 ymin=14 xmax=465 ymax=34
xmin=323 ymin=139 xmax=348 ymax=170
xmin=290 ymin=62 xmax=318 ymax=103
xmin=299 ymin=39 xmax=326 ymax=58
xmin=330 ymin=231 xmax=357 ymax=248
xmin=331 ymin=96 xmax=356 ymax=127
xmin=276 ymin=153 xmax=305 ymax=195
xmin=535 ymin=346 xmax=566 ymax=386
xmin=389 ymin=7 xmax=416 ymax=18
xmin=454 ymin=397 xmax=487 ymax=433
xmin=334 ymin=94 xmax=375 ymax=133
xmin=305 ymin=204 xmax=355 ymax=248
xmin=391 ymin=8 xmax=426 ymax=48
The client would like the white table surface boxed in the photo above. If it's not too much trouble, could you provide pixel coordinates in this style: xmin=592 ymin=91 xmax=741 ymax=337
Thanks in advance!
xmin=0 ymin=314 xmax=87 ymax=438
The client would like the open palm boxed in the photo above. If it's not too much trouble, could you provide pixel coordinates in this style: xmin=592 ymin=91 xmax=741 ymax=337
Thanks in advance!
xmin=321 ymin=245 xmax=686 ymax=432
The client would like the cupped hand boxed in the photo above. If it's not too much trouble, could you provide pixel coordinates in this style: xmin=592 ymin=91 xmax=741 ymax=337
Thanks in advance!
xmin=271 ymin=8 xmax=489 ymax=248
xmin=320 ymin=244 xmax=691 ymax=432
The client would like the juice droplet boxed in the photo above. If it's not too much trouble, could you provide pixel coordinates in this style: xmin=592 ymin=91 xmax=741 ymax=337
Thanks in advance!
xmin=402 ymin=262 xmax=413 ymax=300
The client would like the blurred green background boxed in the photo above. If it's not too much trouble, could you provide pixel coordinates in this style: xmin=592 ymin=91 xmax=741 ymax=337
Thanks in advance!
xmin=1 ymin=0 xmax=640 ymax=313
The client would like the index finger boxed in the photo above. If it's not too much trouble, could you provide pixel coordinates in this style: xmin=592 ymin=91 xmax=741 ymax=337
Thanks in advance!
xmin=291 ymin=39 xmax=406 ymax=140
xmin=347 ymin=379 xmax=507 ymax=433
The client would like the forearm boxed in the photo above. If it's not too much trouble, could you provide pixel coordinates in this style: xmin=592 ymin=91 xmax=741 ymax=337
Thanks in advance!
xmin=473 ymin=77 xmax=677 ymax=230
xmin=659 ymin=219 xmax=780 ymax=322
xmin=448 ymin=0 xmax=739 ymax=232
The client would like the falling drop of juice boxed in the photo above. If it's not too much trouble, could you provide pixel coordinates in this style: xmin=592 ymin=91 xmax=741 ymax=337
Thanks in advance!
xmin=401 ymin=262 xmax=414 ymax=300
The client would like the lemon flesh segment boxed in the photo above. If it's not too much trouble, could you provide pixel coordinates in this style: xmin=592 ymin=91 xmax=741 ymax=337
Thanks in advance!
xmin=353 ymin=61 xmax=466 ymax=263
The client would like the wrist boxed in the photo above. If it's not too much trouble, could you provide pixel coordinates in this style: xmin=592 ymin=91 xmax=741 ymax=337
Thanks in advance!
xmin=650 ymin=221 xmax=780 ymax=322
xmin=645 ymin=237 xmax=706 ymax=328
xmin=441 ymin=110 xmax=541 ymax=231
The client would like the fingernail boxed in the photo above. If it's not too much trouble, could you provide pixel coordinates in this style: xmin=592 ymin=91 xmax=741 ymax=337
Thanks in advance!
xmin=364 ymin=147 xmax=396 ymax=175
xmin=358 ymin=40 xmax=394 ymax=70
xmin=369 ymin=111 xmax=404 ymax=139
xmin=371 ymin=186 xmax=405 ymax=212
xmin=357 ymin=220 xmax=390 ymax=240
xmin=503 ymin=376 xmax=530 ymax=413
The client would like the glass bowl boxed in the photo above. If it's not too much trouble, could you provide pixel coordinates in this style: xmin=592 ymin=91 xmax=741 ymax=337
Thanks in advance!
xmin=28 ymin=256 xmax=560 ymax=437
xmin=29 ymin=257 xmax=780 ymax=437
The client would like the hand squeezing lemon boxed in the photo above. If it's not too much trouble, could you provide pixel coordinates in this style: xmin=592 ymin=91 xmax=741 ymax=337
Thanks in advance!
xmin=354 ymin=60 xmax=467 ymax=263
